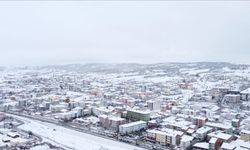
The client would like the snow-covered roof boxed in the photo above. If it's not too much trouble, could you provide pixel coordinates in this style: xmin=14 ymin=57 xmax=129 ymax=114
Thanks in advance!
xmin=120 ymin=121 xmax=146 ymax=128
xmin=193 ymin=142 xmax=209 ymax=149
xmin=206 ymin=122 xmax=232 ymax=130
xmin=196 ymin=126 xmax=213 ymax=134
xmin=209 ymin=137 xmax=218 ymax=144
xmin=241 ymin=87 xmax=250 ymax=94
xmin=208 ymin=132 xmax=233 ymax=141
xmin=7 ymin=132 xmax=19 ymax=138
xmin=181 ymin=135 xmax=194 ymax=142
xmin=221 ymin=143 xmax=236 ymax=150
xmin=241 ymin=129 xmax=250 ymax=134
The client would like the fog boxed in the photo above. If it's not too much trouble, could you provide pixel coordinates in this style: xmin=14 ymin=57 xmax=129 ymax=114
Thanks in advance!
xmin=0 ymin=1 xmax=250 ymax=66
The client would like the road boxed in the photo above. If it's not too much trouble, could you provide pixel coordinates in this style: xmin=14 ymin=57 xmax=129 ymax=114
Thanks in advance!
xmin=7 ymin=112 xmax=147 ymax=150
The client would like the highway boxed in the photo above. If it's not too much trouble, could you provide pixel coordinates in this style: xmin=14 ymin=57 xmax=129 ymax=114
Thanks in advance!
xmin=6 ymin=111 xmax=151 ymax=150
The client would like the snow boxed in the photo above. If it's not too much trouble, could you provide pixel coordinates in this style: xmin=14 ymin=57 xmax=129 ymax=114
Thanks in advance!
xmin=241 ymin=87 xmax=250 ymax=94
xmin=196 ymin=126 xmax=212 ymax=134
xmin=232 ymin=139 xmax=250 ymax=149
xmin=241 ymin=129 xmax=250 ymax=134
xmin=209 ymin=137 xmax=217 ymax=144
xmin=180 ymin=68 xmax=210 ymax=75
xmin=12 ymin=115 xmax=145 ymax=150
xmin=7 ymin=132 xmax=19 ymax=138
xmin=193 ymin=142 xmax=209 ymax=149
xmin=120 ymin=121 xmax=146 ymax=128
xmin=208 ymin=132 xmax=232 ymax=141
xmin=0 ymin=134 xmax=7 ymax=147
xmin=101 ymin=72 xmax=183 ymax=83
xmin=30 ymin=145 xmax=51 ymax=150
xmin=181 ymin=135 xmax=194 ymax=142
xmin=221 ymin=143 xmax=236 ymax=150
xmin=30 ymin=145 xmax=62 ymax=150
xmin=222 ymin=67 xmax=250 ymax=78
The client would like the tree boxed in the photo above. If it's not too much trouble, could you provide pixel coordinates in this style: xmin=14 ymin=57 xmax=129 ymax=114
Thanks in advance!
xmin=28 ymin=131 xmax=33 ymax=137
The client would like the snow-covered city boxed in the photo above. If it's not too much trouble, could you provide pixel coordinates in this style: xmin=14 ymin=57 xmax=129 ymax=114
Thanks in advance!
xmin=1 ymin=0 xmax=250 ymax=149
xmin=0 ymin=63 xmax=250 ymax=150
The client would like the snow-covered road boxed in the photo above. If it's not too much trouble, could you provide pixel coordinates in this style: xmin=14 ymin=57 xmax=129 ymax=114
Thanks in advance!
xmin=11 ymin=115 xmax=145 ymax=150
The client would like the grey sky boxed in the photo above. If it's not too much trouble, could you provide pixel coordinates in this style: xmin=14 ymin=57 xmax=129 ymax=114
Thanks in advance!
xmin=0 ymin=1 xmax=250 ymax=66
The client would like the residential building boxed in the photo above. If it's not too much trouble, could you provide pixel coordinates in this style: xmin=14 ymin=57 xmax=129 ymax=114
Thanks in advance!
xmin=119 ymin=121 xmax=147 ymax=134
xmin=126 ymin=109 xmax=150 ymax=121
xmin=240 ymin=129 xmax=250 ymax=141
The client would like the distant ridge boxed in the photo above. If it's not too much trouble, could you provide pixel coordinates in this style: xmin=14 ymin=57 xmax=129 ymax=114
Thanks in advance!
xmin=10 ymin=62 xmax=249 ymax=74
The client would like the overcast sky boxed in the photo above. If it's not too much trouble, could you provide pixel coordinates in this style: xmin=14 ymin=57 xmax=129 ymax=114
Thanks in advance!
xmin=0 ymin=1 xmax=250 ymax=66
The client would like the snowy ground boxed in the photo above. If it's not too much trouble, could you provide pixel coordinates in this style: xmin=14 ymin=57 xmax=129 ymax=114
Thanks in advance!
xmin=0 ymin=133 xmax=6 ymax=147
xmin=30 ymin=145 xmax=58 ymax=150
xmin=11 ymin=115 xmax=145 ymax=150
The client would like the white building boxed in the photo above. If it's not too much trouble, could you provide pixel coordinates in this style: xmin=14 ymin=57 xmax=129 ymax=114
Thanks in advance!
xmin=195 ymin=126 xmax=213 ymax=140
xmin=58 ymin=112 xmax=75 ymax=121
xmin=223 ymin=94 xmax=241 ymax=104
xmin=240 ymin=87 xmax=250 ymax=101
xmin=119 ymin=121 xmax=147 ymax=134
xmin=147 ymin=100 xmax=161 ymax=111
xmin=73 ymin=107 xmax=83 ymax=118
xmin=180 ymin=135 xmax=194 ymax=149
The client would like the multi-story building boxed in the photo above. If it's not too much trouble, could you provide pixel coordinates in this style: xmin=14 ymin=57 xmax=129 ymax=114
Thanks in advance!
xmin=147 ymin=100 xmax=161 ymax=111
xmin=205 ymin=122 xmax=232 ymax=134
xmin=192 ymin=116 xmax=208 ymax=127
xmin=240 ymin=129 xmax=250 ymax=141
xmin=231 ymin=119 xmax=240 ymax=128
xmin=180 ymin=135 xmax=194 ymax=150
xmin=99 ymin=115 xmax=126 ymax=131
xmin=126 ymin=109 xmax=150 ymax=121
xmin=156 ymin=131 xmax=167 ymax=145
xmin=195 ymin=126 xmax=213 ymax=141
xmin=207 ymin=131 xmax=236 ymax=143
xmin=146 ymin=129 xmax=182 ymax=146
xmin=223 ymin=94 xmax=241 ymax=104
xmin=240 ymin=87 xmax=250 ymax=101
xmin=119 ymin=121 xmax=147 ymax=134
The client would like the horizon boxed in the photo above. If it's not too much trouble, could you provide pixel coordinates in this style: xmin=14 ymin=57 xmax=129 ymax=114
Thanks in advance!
xmin=1 ymin=61 xmax=249 ymax=68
